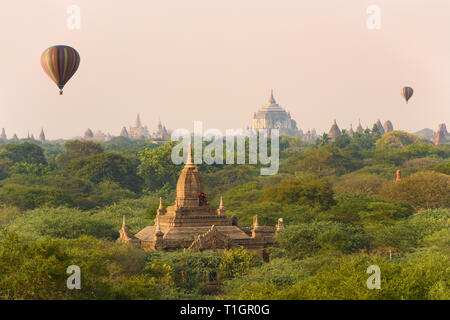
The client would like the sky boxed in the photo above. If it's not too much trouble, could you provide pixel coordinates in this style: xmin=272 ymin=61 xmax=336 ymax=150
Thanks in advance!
xmin=0 ymin=0 xmax=449 ymax=139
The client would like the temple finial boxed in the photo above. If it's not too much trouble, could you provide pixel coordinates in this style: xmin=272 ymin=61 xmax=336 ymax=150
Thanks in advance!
xmin=253 ymin=215 xmax=259 ymax=228
xmin=135 ymin=113 xmax=142 ymax=127
xmin=217 ymin=195 xmax=226 ymax=215
xmin=122 ymin=215 xmax=126 ymax=227
xmin=269 ymin=89 xmax=276 ymax=104
xmin=186 ymin=143 xmax=194 ymax=165
xmin=159 ymin=197 xmax=163 ymax=209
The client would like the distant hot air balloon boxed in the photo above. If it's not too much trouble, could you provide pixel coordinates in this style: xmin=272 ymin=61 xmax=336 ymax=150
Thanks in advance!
xmin=401 ymin=86 xmax=414 ymax=104
xmin=41 ymin=45 xmax=80 ymax=95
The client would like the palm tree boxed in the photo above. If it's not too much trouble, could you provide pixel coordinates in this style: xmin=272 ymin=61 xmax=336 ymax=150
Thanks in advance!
xmin=316 ymin=133 xmax=330 ymax=146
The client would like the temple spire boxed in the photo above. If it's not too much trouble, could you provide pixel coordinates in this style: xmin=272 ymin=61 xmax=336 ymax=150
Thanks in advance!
xmin=155 ymin=214 xmax=163 ymax=237
xmin=186 ymin=143 xmax=194 ymax=166
xmin=219 ymin=196 xmax=224 ymax=209
xmin=217 ymin=195 xmax=226 ymax=215
xmin=157 ymin=197 xmax=165 ymax=215
xmin=269 ymin=89 xmax=276 ymax=104
xmin=253 ymin=215 xmax=259 ymax=228
xmin=135 ymin=113 xmax=142 ymax=127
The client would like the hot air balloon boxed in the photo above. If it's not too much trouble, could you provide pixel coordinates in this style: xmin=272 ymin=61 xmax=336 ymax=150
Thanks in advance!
xmin=41 ymin=45 xmax=80 ymax=95
xmin=401 ymin=86 xmax=414 ymax=104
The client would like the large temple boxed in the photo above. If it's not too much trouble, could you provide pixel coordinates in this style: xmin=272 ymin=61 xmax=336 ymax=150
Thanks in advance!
xmin=252 ymin=90 xmax=300 ymax=136
xmin=118 ymin=146 xmax=282 ymax=259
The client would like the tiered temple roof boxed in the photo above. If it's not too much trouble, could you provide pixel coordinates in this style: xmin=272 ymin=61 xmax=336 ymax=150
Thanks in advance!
xmin=118 ymin=145 xmax=279 ymax=258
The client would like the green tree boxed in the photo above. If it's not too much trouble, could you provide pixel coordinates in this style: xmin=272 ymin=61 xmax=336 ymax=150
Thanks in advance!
xmin=56 ymin=140 xmax=104 ymax=169
xmin=380 ymin=171 xmax=450 ymax=209
xmin=138 ymin=142 xmax=183 ymax=191
xmin=261 ymin=177 xmax=335 ymax=210
xmin=0 ymin=142 xmax=47 ymax=165
xmin=375 ymin=131 xmax=422 ymax=150
xmin=219 ymin=247 xmax=262 ymax=279
xmin=66 ymin=152 xmax=142 ymax=193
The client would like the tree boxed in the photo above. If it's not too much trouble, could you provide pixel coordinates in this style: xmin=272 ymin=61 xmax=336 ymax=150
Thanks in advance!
xmin=315 ymin=133 xmax=330 ymax=147
xmin=375 ymin=131 xmax=422 ymax=150
xmin=432 ymin=162 xmax=450 ymax=175
xmin=138 ymin=142 xmax=183 ymax=192
xmin=0 ymin=142 xmax=47 ymax=165
xmin=66 ymin=152 xmax=143 ymax=193
xmin=261 ymin=178 xmax=335 ymax=210
xmin=380 ymin=171 xmax=450 ymax=209
xmin=334 ymin=174 xmax=388 ymax=196
xmin=56 ymin=140 xmax=104 ymax=169
xmin=275 ymin=222 xmax=371 ymax=260
xmin=219 ymin=247 xmax=262 ymax=279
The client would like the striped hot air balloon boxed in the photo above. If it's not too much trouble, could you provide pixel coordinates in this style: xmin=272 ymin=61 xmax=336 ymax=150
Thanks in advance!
xmin=41 ymin=45 xmax=80 ymax=95
xmin=401 ymin=86 xmax=414 ymax=104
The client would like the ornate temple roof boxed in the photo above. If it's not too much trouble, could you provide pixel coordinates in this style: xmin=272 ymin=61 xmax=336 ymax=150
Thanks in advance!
xmin=376 ymin=120 xmax=385 ymax=134
xmin=118 ymin=143 xmax=278 ymax=257
xmin=383 ymin=120 xmax=394 ymax=133
xmin=434 ymin=123 xmax=449 ymax=145
xmin=356 ymin=119 xmax=364 ymax=133
xmin=328 ymin=119 xmax=341 ymax=140
xmin=175 ymin=145 xmax=205 ymax=207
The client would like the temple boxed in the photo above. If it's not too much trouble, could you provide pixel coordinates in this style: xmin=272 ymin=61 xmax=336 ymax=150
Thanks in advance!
xmin=252 ymin=90 xmax=300 ymax=136
xmin=118 ymin=146 xmax=281 ymax=259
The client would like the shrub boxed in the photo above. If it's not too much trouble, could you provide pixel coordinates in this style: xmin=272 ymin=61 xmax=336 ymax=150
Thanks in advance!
xmin=261 ymin=178 xmax=335 ymax=210
xmin=334 ymin=174 xmax=387 ymax=196
xmin=380 ymin=171 xmax=450 ymax=209
xmin=432 ymin=162 xmax=450 ymax=175
xmin=375 ymin=131 xmax=422 ymax=150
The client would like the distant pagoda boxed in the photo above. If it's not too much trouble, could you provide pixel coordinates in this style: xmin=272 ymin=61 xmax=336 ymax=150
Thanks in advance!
xmin=328 ymin=119 xmax=341 ymax=141
xmin=252 ymin=90 xmax=300 ymax=136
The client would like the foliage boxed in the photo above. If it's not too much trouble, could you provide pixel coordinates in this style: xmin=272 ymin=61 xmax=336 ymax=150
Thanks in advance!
xmin=334 ymin=173 xmax=387 ymax=196
xmin=0 ymin=232 xmax=174 ymax=299
xmin=261 ymin=177 xmax=335 ymax=210
xmin=0 ymin=142 xmax=47 ymax=166
xmin=375 ymin=130 xmax=422 ymax=150
xmin=432 ymin=162 xmax=450 ymax=175
xmin=9 ymin=162 xmax=51 ymax=177
xmin=275 ymin=222 xmax=372 ymax=260
xmin=219 ymin=247 xmax=262 ymax=279
xmin=56 ymin=140 xmax=104 ymax=169
xmin=138 ymin=141 xmax=183 ymax=192
xmin=380 ymin=171 xmax=450 ymax=209
xmin=7 ymin=207 xmax=119 ymax=240
xmin=65 ymin=152 xmax=143 ymax=193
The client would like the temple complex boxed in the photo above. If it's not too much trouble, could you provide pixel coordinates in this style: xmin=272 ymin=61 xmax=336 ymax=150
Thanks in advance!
xmin=252 ymin=90 xmax=300 ymax=136
xmin=128 ymin=113 xmax=151 ymax=139
xmin=118 ymin=146 xmax=280 ymax=259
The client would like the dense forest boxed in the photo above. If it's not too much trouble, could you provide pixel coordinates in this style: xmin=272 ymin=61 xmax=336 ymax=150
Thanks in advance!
xmin=0 ymin=128 xmax=448 ymax=300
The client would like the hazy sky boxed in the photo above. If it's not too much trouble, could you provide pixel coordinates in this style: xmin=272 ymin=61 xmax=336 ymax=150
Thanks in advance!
xmin=0 ymin=0 xmax=449 ymax=139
